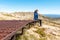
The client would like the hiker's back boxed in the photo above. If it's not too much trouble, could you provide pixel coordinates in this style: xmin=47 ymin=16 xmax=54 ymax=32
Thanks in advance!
xmin=34 ymin=10 xmax=38 ymax=20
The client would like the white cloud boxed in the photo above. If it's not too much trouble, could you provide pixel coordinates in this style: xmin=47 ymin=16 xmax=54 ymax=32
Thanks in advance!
xmin=39 ymin=9 xmax=60 ymax=14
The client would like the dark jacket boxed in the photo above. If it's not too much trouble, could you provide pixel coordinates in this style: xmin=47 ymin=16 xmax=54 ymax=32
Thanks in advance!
xmin=34 ymin=11 xmax=38 ymax=20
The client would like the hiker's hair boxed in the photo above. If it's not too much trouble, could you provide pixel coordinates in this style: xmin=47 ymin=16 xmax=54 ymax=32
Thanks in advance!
xmin=34 ymin=9 xmax=38 ymax=13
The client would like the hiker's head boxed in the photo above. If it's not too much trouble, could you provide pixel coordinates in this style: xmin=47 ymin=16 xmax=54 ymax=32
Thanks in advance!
xmin=34 ymin=9 xmax=38 ymax=13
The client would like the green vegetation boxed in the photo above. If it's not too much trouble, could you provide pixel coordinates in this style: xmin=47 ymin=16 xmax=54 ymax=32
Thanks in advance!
xmin=16 ymin=25 xmax=47 ymax=40
xmin=34 ymin=28 xmax=46 ymax=37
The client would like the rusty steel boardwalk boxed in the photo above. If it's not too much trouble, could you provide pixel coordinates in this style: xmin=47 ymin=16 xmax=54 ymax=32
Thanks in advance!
xmin=0 ymin=20 xmax=35 ymax=40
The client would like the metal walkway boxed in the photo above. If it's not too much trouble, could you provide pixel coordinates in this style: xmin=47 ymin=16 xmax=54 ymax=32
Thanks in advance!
xmin=0 ymin=20 xmax=40 ymax=40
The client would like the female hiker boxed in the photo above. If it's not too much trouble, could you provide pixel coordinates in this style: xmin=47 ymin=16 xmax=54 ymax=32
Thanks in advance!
xmin=34 ymin=9 xmax=42 ymax=26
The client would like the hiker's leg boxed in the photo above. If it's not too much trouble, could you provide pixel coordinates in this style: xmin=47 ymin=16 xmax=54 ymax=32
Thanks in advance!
xmin=38 ymin=19 xmax=42 ymax=26
xmin=40 ymin=20 xmax=42 ymax=26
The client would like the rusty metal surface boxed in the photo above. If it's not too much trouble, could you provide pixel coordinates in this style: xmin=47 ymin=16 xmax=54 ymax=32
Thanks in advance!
xmin=0 ymin=20 xmax=34 ymax=40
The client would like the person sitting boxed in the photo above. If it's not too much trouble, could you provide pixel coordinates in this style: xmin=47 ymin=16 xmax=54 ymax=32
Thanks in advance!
xmin=34 ymin=9 xmax=42 ymax=26
xmin=34 ymin=9 xmax=38 ymax=20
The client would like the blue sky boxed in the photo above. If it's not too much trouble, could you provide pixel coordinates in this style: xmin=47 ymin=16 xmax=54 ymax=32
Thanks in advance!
xmin=0 ymin=0 xmax=60 ymax=14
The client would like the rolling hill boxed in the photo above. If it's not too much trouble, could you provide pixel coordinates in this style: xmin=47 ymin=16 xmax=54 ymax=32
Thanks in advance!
xmin=0 ymin=12 xmax=60 ymax=40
